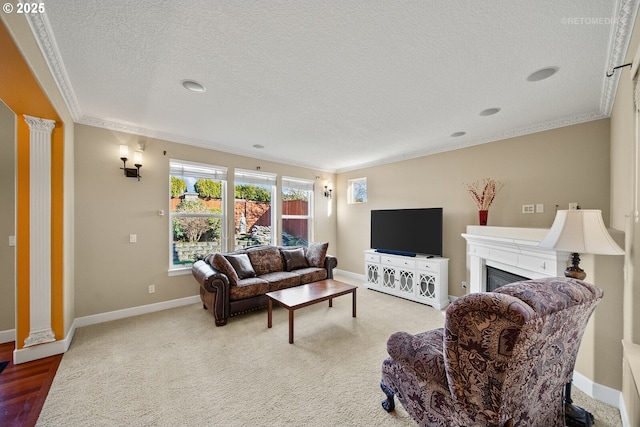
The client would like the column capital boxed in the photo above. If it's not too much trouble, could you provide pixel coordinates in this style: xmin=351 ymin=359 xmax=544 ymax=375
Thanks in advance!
xmin=23 ymin=115 xmax=56 ymax=132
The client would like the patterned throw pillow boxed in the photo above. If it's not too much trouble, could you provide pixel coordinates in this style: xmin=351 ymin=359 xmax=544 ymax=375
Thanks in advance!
xmin=211 ymin=253 xmax=239 ymax=286
xmin=281 ymin=247 xmax=309 ymax=271
xmin=225 ymin=253 xmax=257 ymax=279
xmin=306 ymin=242 xmax=328 ymax=268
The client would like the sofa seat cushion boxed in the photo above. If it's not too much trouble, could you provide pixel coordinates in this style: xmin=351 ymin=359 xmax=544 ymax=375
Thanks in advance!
xmin=260 ymin=271 xmax=301 ymax=291
xmin=291 ymin=267 xmax=327 ymax=284
xmin=230 ymin=277 xmax=270 ymax=301
xmin=247 ymin=246 xmax=284 ymax=275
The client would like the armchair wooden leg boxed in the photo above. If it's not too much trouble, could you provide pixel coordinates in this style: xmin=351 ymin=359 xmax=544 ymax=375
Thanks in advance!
xmin=565 ymin=382 xmax=594 ymax=427
xmin=380 ymin=381 xmax=396 ymax=412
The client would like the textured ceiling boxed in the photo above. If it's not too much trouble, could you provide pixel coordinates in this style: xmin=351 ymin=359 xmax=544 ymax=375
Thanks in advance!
xmin=26 ymin=0 xmax=640 ymax=172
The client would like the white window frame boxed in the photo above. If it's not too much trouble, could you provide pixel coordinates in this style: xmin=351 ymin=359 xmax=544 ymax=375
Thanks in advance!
xmin=169 ymin=159 xmax=227 ymax=274
xmin=234 ymin=168 xmax=277 ymax=248
xmin=281 ymin=176 xmax=314 ymax=246
xmin=347 ymin=177 xmax=367 ymax=204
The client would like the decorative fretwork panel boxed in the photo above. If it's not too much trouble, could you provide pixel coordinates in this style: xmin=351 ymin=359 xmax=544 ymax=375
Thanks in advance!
xmin=418 ymin=273 xmax=437 ymax=300
xmin=382 ymin=267 xmax=396 ymax=289
xmin=399 ymin=270 xmax=414 ymax=293
xmin=366 ymin=263 xmax=379 ymax=284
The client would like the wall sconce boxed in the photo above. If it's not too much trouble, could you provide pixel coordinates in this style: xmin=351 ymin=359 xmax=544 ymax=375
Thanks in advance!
xmin=324 ymin=185 xmax=332 ymax=199
xmin=119 ymin=145 xmax=143 ymax=181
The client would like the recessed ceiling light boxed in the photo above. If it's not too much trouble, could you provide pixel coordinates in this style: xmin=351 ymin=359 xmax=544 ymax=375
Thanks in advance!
xmin=252 ymin=144 xmax=265 ymax=149
xmin=479 ymin=108 xmax=501 ymax=116
xmin=181 ymin=79 xmax=206 ymax=93
xmin=450 ymin=131 xmax=466 ymax=137
xmin=527 ymin=67 xmax=559 ymax=82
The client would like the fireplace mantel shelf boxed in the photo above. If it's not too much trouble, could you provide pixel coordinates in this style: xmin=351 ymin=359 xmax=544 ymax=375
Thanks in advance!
xmin=462 ymin=226 xmax=569 ymax=293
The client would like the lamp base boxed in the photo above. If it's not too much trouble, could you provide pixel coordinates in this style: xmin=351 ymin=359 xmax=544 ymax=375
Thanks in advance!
xmin=564 ymin=252 xmax=586 ymax=280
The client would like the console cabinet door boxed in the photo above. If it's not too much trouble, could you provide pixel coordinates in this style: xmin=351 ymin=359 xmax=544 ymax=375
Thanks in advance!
xmin=365 ymin=262 xmax=381 ymax=287
xmin=416 ymin=272 xmax=438 ymax=303
xmin=365 ymin=252 xmax=381 ymax=288
xmin=381 ymin=266 xmax=398 ymax=291
xmin=397 ymin=268 xmax=415 ymax=297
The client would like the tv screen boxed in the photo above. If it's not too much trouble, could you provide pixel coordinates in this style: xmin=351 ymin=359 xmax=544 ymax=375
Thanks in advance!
xmin=370 ymin=208 xmax=443 ymax=257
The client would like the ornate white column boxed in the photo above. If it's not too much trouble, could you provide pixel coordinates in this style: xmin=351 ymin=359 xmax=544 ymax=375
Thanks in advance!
xmin=23 ymin=115 xmax=56 ymax=347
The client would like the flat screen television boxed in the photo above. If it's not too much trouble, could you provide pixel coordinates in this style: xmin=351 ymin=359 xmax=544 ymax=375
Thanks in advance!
xmin=370 ymin=208 xmax=443 ymax=257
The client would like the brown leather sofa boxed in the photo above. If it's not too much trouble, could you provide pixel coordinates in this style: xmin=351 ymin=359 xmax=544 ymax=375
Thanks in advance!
xmin=192 ymin=243 xmax=337 ymax=326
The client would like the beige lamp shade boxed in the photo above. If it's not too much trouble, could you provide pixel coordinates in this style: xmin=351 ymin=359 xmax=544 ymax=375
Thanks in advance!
xmin=538 ymin=209 xmax=624 ymax=255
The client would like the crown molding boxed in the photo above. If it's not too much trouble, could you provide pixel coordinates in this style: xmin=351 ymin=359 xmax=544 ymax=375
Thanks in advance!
xmin=601 ymin=0 xmax=640 ymax=116
xmin=25 ymin=11 xmax=82 ymax=121
xmin=336 ymin=111 xmax=607 ymax=173
xmin=78 ymin=116 xmax=336 ymax=173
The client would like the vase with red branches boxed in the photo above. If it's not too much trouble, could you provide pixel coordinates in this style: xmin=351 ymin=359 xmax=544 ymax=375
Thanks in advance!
xmin=464 ymin=178 xmax=504 ymax=225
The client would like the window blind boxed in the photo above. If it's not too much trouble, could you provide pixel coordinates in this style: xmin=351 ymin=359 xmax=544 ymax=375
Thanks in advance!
xmin=234 ymin=168 xmax=277 ymax=186
xmin=282 ymin=176 xmax=314 ymax=192
xmin=170 ymin=160 xmax=227 ymax=180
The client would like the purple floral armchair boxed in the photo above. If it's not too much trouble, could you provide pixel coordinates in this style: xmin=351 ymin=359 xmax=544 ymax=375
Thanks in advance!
xmin=380 ymin=277 xmax=603 ymax=427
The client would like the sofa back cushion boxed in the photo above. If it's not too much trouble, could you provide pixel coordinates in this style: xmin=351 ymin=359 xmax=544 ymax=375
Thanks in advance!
xmin=225 ymin=253 xmax=257 ymax=279
xmin=281 ymin=247 xmax=309 ymax=271
xmin=211 ymin=253 xmax=239 ymax=286
xmin=305 ymin=242 xmax=328 ymax=268
xmin=247 ymin=246 xmax=284 ymax=275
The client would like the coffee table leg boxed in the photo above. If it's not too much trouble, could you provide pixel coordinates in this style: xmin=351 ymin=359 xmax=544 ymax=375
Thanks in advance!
xmin=329 ymin=298 xmax=333 ymax=307
xmin=268 ymin=298 xmax=273 ymax=328
xmin=352 ymin=289 xmax=357 ymax=317
xmin=289 ymin=309 xmax=294 ymax=344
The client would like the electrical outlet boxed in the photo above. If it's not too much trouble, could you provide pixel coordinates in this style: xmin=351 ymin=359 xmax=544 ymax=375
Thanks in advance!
xmin=148 ymin=285 xmax=155 ymax=294
xmin=536 ymin=204 xmax=544 ymax=213
xmin=569 ymin=203 xmax=578 ymax=210
xmin=461 ymin=281 xmax=467 ymax=289
xmin=129 ymin=234 xmax=137 ymax=243
xmin=522 ymin=204 xmax=535 ymax=214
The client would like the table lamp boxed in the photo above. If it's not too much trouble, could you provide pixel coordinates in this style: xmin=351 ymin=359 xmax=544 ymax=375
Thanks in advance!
xmin=539 ymin=208 xmax=624 ymax=427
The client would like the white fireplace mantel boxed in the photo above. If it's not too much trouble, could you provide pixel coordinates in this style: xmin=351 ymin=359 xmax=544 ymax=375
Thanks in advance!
xmin=461 ymin=226 xmax=569 ymax=293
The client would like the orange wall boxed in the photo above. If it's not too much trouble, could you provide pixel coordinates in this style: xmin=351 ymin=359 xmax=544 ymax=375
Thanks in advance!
xmin=0 ymin=20 xmax=64 ymax=348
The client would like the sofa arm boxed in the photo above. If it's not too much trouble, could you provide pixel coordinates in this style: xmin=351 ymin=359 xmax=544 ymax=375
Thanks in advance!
xmin=324 ymin=255 xmax=338 ymax=279
xmin=192 ymin=260 xmax=231 ymax=326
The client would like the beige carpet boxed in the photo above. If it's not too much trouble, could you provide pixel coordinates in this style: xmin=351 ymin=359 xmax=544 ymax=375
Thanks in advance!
xmin=37 ymin=275 xmax=622 ymax=426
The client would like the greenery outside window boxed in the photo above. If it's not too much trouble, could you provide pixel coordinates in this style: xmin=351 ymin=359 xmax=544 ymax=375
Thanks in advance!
xmin=169 ymin=160 xmax=226 ymax=271
xmin=282 ymin=177 xmax=314 ymax=246
xmin=348 ymin=177 xmax=367 ymax=204
xmin=234 ymin=168 xmax=277 ymax=250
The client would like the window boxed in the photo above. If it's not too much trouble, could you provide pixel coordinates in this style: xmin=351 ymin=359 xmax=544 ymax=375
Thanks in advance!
xmin=169 ymin=160 xmax=226 ymax=271
xmin=234 ymin=169 xmax=277 ymax=249
xmin=282 ymin=177 xmax=314 ymax=246
xmin=348 ymin=177 xmax=367 ymax=204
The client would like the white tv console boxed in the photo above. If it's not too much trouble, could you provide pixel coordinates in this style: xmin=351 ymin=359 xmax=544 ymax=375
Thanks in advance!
xmin=363 ymin=250 xmax=449 ymax=309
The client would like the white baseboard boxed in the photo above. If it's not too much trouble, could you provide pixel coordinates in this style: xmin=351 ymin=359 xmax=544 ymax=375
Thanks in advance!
xmin=334 ymin=269 xmax=364 ymax=281
xmin=74 ymin=295 xmax=201 ymax=328
xmin=572 ymin=369 xmax=622 ymax=408
xmin=0 ymin=329 xmax=15 ymax=344
xmin=12 ymin=295 xmax=200 ymax=364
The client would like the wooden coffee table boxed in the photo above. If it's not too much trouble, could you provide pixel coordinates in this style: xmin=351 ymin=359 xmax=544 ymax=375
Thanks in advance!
xmin=267 ymin=279 xmax=357 ymax=343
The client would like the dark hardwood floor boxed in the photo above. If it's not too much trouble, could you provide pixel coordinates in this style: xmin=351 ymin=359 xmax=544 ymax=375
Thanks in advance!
xmin=0 ymin=342 xmax=62 ymax=427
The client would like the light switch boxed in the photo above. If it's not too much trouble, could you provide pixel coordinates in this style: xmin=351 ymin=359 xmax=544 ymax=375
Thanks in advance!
xmin=129 ymin=234 xmax=137 ymax=243
xmin=536 ymin=204 xmax=544 ymax=213
xmin=9 ymin=235 xmax=15 ymax=246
